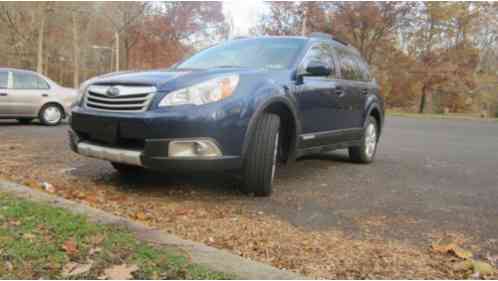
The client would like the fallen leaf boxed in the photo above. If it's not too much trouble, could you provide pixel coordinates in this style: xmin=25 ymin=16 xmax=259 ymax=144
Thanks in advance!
xmin=469 ymin=272 xmax=480 ymax=279
xmin=452 ymin=246 xmax=473 ymax=259
xmin=486 ymin=253 xmax=498 ymax=266
xmin=5 ymin=261 xmax=13 ymax=271
xmin=8 ymin=220 xmax=21 ymax=226
xmin=431 ymin=241 xmax=457 ymax=254
xmin=22 ymin=233 xmax=36 ymax=241
xmin=90 ymin=234 xmax=105 ymax=246
xmin=175 ymin=208 xmax=191 ymax=216
xmin=62 ymin=262 xmax=92 ymax=277
xmin=431 ymin=241 xmax=473 ymax=259
xmin=109 ymin=195 xmax=127 ymax=203
xmin=452 ymin=260 xmax=473 ymax=271
xmin=100 ymin=264 xmax=138 ymax=280
xmin=75 ymin=191 xmax=86 ymax=199
xmin=62 ymin=239 xmax=78 ymax=255
xmin=89 ymin=247 xmax=102 ymax=256
xmin=473 ymin=260 xmax=495 ymax=275
xmin=135 ymin=212 xmax=147 ymax=220
xmin=42 ymin=182 xmax=56 ymax=193
xmin=84 ymin=194 xmax=98 ymax=204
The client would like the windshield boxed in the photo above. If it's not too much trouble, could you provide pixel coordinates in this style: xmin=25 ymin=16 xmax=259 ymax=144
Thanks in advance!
xmin=176 ymin=38 xmax=306 ymax=70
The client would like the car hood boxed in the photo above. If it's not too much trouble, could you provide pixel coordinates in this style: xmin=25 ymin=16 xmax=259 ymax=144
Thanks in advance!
xmin=92 ymin=70 xmax=188 ymax=88
xmin=90 ymin=68 xmax=292 ymax=92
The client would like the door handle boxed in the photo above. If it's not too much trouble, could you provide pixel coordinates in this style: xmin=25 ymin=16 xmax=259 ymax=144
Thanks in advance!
xmin=334 ymin=87 xmax=345 ymax=96
xmin=0 ymin=93 xmax=8 ymax=97
xmin=42 ymin=94 xmax=48 ymax=97
xmin=360 ymin=88 xmax=368 ymax=95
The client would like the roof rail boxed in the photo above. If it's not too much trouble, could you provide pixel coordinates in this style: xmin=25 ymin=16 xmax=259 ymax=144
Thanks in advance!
xmin=309 ymin=32 xmax=349 ymax=46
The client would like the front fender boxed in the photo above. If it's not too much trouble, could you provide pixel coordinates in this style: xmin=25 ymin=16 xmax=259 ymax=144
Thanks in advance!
xmin=240 ymin=82 xmax=300 ymax=161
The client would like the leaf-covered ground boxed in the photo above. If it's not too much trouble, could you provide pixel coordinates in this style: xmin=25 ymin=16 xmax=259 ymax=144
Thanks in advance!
xmin=0 ymin=193 xmax=230 ymax=279
xmin=0 ymin=126 xmax=496 ymax=279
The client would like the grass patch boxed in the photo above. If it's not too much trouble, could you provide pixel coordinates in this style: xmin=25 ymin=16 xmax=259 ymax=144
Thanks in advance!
xmin=0 ymin=193 xmax=231 ymax=279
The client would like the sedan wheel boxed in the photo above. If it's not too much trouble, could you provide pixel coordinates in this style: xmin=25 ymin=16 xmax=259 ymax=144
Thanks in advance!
xmin=39 ymin=104 xmax=63 ymax=126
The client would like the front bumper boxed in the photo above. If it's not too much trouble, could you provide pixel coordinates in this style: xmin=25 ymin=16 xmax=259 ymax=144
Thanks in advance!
xmin=69 ymin=130 xmax=242 ymax=172
xmin=69 ymin=106 xmax=246 ymax=172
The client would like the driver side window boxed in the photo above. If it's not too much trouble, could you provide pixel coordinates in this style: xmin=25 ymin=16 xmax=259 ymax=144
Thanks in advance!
xmin=301 ymin=43 xmax=336 ymax=79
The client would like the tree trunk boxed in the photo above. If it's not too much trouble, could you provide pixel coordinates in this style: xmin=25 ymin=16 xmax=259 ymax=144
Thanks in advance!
xmin=115 ymin=32 xmax=120 ymax=72
xmin=419 ymin=85 xmax=433 ymax=114
xmin=36 ymin=6 xmax=46 ymax=74
xmin=72 ymin=11 xmax=80 ymax=88
xmin=123 ymin=37 xmax=129 ymax=70
xmin=301 ymin=8 xmax=307 ymax=36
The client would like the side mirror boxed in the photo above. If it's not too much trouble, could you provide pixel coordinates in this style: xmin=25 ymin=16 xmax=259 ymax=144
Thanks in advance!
xmin=305 ymin=61 xmax=331 ymax=77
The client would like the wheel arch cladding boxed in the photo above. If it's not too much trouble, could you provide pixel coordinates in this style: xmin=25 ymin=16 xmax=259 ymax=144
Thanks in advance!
xmin=368 ymin=106 xmax=382 ymax=137
xmin=242 ymin=98 xmax=299 ymax=163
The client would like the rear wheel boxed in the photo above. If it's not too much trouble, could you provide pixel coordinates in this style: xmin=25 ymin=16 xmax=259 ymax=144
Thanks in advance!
xmin=17 ymin=118 xmax=33 ymax=125
xmin=111 ymin=162 xmax=144 ymax=176
xmin=349 ymin=116 xmax=378 ymax=163
xmin=39 ymin=104 xmax=63 ymax=126
xmin=242 ymin=113 xmax=280 ymax=196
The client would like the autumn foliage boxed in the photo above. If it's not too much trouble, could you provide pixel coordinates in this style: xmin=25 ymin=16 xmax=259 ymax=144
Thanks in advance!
xmin=0 ymin=2 xmax=496 ymax=115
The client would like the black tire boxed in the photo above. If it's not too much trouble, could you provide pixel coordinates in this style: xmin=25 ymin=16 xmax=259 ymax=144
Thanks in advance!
xmin=17 ymin=118 xmax=33 ymax=125
xmin=39 ymin=103 xmax=64 ymax=126
xmin=111 ymin=162 xmax=144 ymax=176
xmin=349 ymin=116 xmax=378 ymax=164
xmin=242 ymin=113 xmax=280 ymax=196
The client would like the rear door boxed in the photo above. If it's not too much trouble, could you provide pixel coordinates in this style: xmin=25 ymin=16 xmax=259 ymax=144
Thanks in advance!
xmin=334 ymin=47 xmax=367 ymax=129
xmin=350 ymin=56 xmax=373 ymax=126
xmin=10 ymin=71 xmax=50 ymax=116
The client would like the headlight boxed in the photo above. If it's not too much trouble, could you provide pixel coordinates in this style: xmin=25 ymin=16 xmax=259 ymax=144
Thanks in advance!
xmin=72 ymin=84 xmax=87 ymax=107
xmin=158 ymin=75 xmax=239 ymax=107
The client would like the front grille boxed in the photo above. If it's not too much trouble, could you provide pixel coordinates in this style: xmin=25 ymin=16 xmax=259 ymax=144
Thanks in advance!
xmin=84 ymin=85 xmax=157 ymax=112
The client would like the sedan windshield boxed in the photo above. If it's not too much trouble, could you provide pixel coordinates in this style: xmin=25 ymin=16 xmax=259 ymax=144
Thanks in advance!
xmin=176 ymin=38 xmax=306 ymax=70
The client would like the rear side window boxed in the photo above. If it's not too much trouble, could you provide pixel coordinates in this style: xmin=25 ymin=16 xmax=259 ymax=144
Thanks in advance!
xmin=0 ymin=71 xmax=8 ymax=89
xmin=335 ymin=48 xmax=366 ymax=81
xmin=353 ymin=57 xmax=371 ymax=81
xmin=12 ymin=72 xmax=49 ymax=89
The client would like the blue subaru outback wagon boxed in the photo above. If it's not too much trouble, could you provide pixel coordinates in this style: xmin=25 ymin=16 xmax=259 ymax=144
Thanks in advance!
xmin=69 ymin=33 xmax=384 ymax=196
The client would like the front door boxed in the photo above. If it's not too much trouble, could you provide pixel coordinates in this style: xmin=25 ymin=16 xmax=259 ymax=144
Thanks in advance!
xmin=295 ymin=42 xmax=352 ymax=147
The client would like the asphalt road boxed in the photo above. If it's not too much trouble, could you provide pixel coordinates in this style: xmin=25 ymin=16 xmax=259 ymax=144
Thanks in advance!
xmin=1 ymin=116 xmax=497 ymax=253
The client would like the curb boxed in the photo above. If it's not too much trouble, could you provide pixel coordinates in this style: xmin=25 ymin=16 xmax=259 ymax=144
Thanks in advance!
xmin=0 ymin=180 xmax=305 ymax=280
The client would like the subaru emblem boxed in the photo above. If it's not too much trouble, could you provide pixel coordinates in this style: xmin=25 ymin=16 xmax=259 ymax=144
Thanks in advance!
xmin=106 ymin=87 xmax=120 ymax=97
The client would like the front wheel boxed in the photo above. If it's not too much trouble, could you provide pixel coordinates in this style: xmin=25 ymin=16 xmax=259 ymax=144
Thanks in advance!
xmin=349 ymin=116 xmax=378 ymax=163
xmin=39 ymin=104 xmax=63 ymax=126
xmin=242 ymin=113 xmax=280 ymax=196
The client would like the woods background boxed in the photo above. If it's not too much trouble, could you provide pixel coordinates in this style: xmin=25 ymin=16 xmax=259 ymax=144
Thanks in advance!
xmin=0 ymin=1 xmax=497 ymax=116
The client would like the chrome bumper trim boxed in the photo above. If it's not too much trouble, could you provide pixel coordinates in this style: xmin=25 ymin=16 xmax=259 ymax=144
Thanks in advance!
xmin=77 ymin=142 xmax=142 ymax=166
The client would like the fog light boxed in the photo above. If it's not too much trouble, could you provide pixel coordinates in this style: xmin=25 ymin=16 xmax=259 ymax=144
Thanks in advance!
xmin=169 ymin=139 xmax=222 ymax=158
